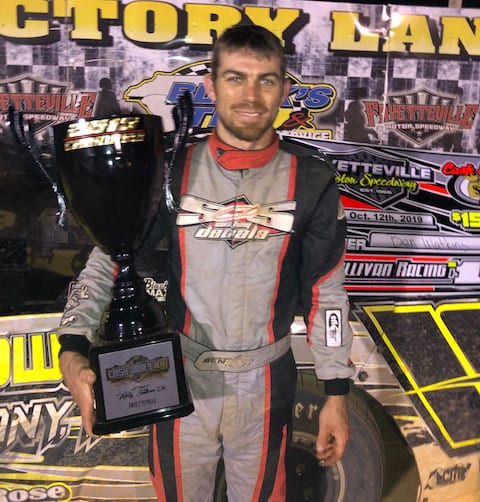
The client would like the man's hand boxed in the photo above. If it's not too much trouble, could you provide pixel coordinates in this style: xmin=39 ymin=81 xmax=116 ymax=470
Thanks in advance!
xmin=316 ymin=395 xmax=350 ymax=466
xmin=59 ymin=351 xmax=97 ymax=437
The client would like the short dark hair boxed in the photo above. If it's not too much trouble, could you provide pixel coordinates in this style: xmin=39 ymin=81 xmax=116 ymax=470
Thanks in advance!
xmin=211 ymin=24 xmax=287 ymax=80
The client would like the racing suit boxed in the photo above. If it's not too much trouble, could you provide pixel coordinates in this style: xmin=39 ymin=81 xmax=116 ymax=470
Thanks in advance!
xmin=57 ymin=131 xmax=354 ymax=502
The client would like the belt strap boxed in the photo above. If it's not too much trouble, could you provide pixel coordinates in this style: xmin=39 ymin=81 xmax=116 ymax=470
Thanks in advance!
xmin=180 ymin=334 xmax=291 ymax=372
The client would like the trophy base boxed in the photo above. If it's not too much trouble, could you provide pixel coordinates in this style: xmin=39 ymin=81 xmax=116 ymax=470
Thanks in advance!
xmin=92 ymin=401 xmax=195 ymax=436
xmin=89 ymin=332 xmax=194 ymax=436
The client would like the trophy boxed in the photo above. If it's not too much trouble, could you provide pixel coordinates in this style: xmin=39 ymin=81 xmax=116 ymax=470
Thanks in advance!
xmin=9 ymin=96 xmax=194 ymax=435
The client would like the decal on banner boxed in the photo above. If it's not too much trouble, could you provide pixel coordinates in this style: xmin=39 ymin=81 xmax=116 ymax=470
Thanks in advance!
xmin=364 ymin=89 xmax=479 ymax=147
xmin=447 ymin=164 xmax=480 ymax=209
xmin=0 ymin=76 xmax=95 ymax=135
xmin=425 ymin=463 xmax=472 ymax=490
xmin=0 ymin=484 xmax=71 ymax=502
xmin=333 ymin=147 xmax=429 ymax=207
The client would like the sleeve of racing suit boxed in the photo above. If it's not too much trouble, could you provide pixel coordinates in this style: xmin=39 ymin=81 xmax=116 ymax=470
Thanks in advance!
xmin=56 ymin=246 xmax=116 ymax=355
xmin=300 ymin=171 xmax=354 ymax=395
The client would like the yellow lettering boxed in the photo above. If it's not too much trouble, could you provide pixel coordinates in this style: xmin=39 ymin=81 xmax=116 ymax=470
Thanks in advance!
xmin=440 ymin=16 xmax=480 ymax=56
xmin=12 ymin=333 xmax=62 ymax=385
xmin=66 ymin=117 xmax=141 ymax=139
xmin=0 ymin=0 xmax=48 ymax=38
xmin=184 ymin=3 xmax=241 ymax=44
xmin=0 ymin=337 xmax=10 ymax=386
xmin=385 ymin=14 xmax=436 ymax=53
xmin=329 ymin=12 xmax=379 ymax=52
xmin=109 ymin=116 xmax=141 ymax=131
xmin=124 ymin=1 xmax=178 ymax=43
xmin=52 ymin=0 xmax=118 ymax=41
xmin=244 ymin=6 xmax=301 ymax=42
xmin=67 ymin=118 xmax=108 ymax=138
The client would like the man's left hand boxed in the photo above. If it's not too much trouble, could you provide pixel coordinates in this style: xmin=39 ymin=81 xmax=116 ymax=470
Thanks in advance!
xmin=316 ymin=395 xmax=350 ymax=466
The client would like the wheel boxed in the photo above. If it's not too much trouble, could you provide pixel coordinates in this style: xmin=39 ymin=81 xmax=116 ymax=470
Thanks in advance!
xmin=288 ymin=370 xmax=385 ymax=502
xmin=214 ymin=369 xmax=385 ymax=501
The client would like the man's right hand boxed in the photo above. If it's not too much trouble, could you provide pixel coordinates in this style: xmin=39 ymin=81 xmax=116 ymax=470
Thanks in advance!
xmin=59 ymin=351 xmax=97 ymax=437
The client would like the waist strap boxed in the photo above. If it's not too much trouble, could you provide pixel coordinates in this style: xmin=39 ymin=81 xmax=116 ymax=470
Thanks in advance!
xmin=180 ymin=334 xmax=291 ymax=372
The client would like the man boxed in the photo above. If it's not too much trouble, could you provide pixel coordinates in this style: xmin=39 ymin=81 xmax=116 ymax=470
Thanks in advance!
xmin=57 ymin=24 xmax=354 ymax=501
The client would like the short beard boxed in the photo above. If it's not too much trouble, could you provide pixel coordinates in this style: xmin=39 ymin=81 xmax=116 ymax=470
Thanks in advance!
xmin=221 ymin=120 xmax=272 ymax=145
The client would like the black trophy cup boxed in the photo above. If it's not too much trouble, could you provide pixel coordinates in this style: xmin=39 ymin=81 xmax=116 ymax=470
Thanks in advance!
xmin=50 ymin=113 xmax=194 ymax=435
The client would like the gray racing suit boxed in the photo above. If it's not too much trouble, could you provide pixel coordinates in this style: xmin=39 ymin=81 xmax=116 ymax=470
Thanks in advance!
xmin=57 ymin=131 xmax=354 ymax=501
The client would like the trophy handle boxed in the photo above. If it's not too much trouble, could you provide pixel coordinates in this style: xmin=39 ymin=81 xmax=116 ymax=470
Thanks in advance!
xmin=8 ymin=106 xmax=68 ymax=229
xmin=164 ymin=91 xmax=194 ymax=213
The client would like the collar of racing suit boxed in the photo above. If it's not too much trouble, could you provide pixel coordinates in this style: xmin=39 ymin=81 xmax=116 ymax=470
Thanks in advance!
xmin=208 ymin=130 xmax=279 ymax=170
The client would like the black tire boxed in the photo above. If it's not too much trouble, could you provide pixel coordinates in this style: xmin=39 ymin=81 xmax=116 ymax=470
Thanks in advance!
xmin=214 ymin=369 xmax=385 ymax=501
xmin=288 ymin=370 xmax=385 ymax=502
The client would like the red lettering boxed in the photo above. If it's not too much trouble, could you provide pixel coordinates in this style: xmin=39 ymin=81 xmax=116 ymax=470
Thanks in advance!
xmin=364 ymin=101 xmax=381 ymax=127
xmin=441 ymin=161 xmax=476 ymax=176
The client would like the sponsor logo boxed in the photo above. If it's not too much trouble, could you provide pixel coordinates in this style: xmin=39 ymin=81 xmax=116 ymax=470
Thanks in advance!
xmin=363 ymin=88 xmax=479 ymax=147
xmin=176 ymin=195 xmax=296 ymax=248
xmin=0 ymin=75 xmax=95 ymax=134
xmin=333 ymin=148 xmax=426 ymax=207
xmin=106 ymin=355 xmax=170 ymax=383
xmin=0 ymin=483 xmax=72 ymax=502
xmin=325 ymin=309 xmax=342 ymax=347
xmin=445 ymin=161 xmax=480 ymax=208
xmin=426 ymin=463 xmax=472 ymax=489
xmin=344 ymin=258 xmax=458 ymax=285
xmin=199 ymin=355 xmax=256 ymax=370
xmin=441 ymin=160 xmax=480 ymax=231
xmin=62 ymin=281 xmax=89 ymax=319
xmin=144 ymin=277 xmax=168 ymax=302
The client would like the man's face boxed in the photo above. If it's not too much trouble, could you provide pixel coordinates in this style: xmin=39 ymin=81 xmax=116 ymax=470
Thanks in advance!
xmin=204 ymin=49 xmax=290 ymax=150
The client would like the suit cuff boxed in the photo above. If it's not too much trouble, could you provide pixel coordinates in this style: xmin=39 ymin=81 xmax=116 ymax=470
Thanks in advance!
xmin=58 ymin=334 xmax=91 ymax=359
xmin=324 ymin=378 xmax=350 ymax=395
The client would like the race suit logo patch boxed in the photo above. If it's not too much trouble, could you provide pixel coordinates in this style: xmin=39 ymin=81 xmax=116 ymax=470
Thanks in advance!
xmin=325 ymin=309 xmax=342 ymax=347
xmin=176 ymin=194 xmax=296 ymax=248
